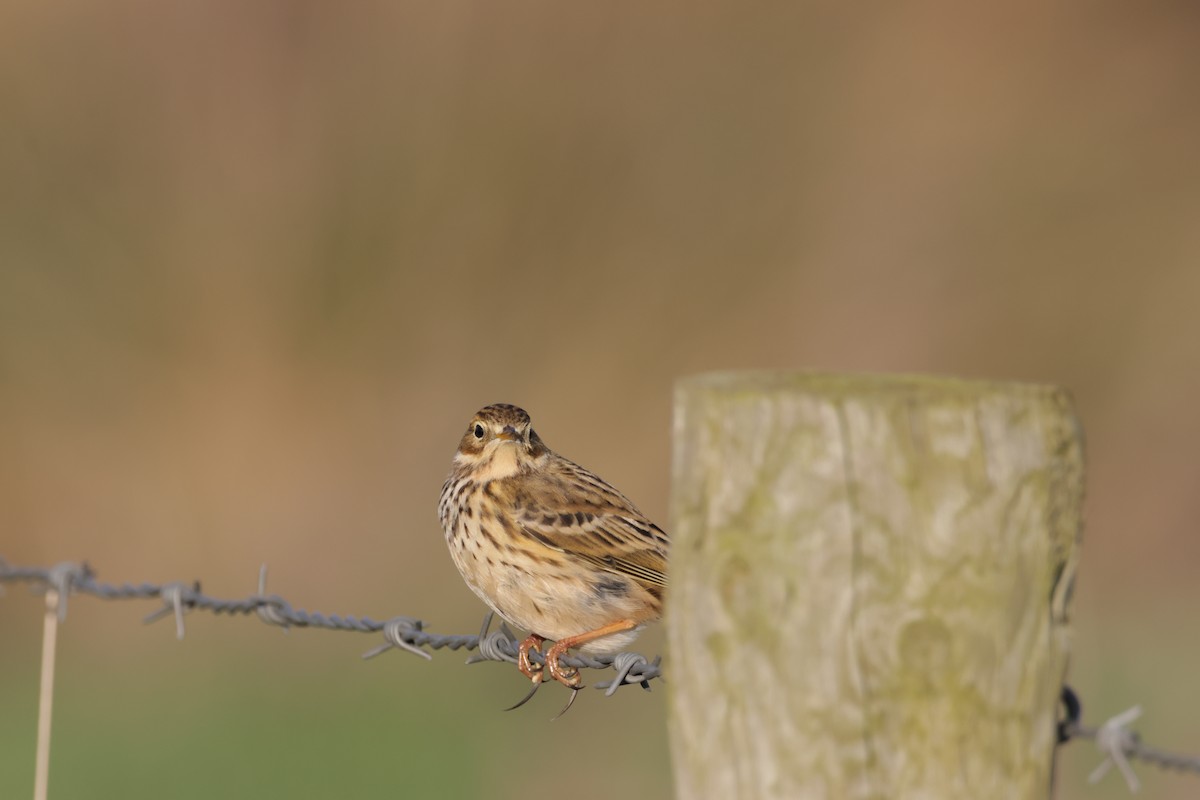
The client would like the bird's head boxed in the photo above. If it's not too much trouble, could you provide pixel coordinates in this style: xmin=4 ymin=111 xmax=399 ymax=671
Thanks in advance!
xmin=454 ymin=404 xmax=546 ymax=474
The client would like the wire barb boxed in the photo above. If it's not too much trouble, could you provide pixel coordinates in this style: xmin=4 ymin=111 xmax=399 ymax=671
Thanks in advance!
xmin=143 ymin=580 xmax=198 ymax=640
xmin=1058 ymin=685 xmax=1200 ymax=789
xmin=41 ymin=562 xmax=91 ymax=623
xmin=362 ymin=617 xmax=432 ymax=661
xmin=1089 ymin=706 xmax=1143 ymax=792
xmin=600 ymin=652 xmax=657 ymax=696
xmin=467 ymin=612 xmax=521 ymax=666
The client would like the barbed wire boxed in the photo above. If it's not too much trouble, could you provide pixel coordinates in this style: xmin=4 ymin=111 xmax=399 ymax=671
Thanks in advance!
xmin=1058 ymin=686 xmax=1200 ymax=791
xmin=6 ymin=556 xmax=1200 ymax=791
xmin=0 ymin=557 xmax=662 ymax=696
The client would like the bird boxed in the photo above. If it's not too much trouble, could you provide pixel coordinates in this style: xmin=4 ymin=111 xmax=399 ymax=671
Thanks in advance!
xmin=438 ymin=403 xmax=668 ymax=699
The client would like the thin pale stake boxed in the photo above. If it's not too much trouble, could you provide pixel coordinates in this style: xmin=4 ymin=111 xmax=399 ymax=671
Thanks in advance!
xmin=34 ymin=589 xmax=60 ymax=800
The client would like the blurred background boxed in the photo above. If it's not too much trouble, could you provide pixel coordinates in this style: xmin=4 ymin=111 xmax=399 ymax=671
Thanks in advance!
xmin=1 ymin=2 xmax=1198 ymax=798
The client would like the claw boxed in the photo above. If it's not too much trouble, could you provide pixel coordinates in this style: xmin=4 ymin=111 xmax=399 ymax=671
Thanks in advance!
xmin=545 ymin=647 xmax=583 ymax=688
xmin=551 ymin=687 xmax=581 ymax=720
xmin=503 ymin=680 xmax=542 ymax=711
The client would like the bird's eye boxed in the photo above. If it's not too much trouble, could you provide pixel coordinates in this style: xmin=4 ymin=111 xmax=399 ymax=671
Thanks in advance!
xmin=473 ymin=424 xmax=485 ymax=439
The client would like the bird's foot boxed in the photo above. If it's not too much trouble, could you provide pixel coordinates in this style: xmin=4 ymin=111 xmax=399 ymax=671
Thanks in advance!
xmin=545 ymin=641 xmax=583 ymax=689
xmin=516 ymin=633 xmax=546 ymax=684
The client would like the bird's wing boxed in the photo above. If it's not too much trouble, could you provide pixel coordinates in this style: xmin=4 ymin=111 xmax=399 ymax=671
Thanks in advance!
xmin=513 ymin=460 xmax=668 ymax=589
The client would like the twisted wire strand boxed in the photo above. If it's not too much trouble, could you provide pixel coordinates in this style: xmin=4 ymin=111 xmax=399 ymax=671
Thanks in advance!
xmin=0 ymin=559 xmax=662 ymax=693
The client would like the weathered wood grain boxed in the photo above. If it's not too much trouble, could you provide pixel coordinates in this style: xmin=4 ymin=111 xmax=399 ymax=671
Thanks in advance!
xmin=667 ymin=372 xmax=1083 ymax=800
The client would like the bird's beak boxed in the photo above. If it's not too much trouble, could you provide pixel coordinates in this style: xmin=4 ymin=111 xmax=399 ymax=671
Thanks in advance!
xmin=496 ymin=426 xmax=520 ymax=442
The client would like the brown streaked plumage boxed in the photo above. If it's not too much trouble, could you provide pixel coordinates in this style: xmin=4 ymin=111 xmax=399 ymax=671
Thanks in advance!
xmin=438 ymin=403 xmax=668 ymax=692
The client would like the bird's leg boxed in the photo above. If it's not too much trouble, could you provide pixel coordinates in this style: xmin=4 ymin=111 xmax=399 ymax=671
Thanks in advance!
xmin=545 ymin=619 xmax=639 ymax=688
xmin=517 ymin=633 xmax=546 ymax=683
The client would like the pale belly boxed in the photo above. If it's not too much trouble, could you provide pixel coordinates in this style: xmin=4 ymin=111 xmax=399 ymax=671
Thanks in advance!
xmin=444 ymin=510 xmax=649 ymax=655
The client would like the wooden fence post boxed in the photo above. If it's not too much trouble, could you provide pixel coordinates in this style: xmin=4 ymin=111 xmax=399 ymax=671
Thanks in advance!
xmin=667 ymin=372 xmax=1083 ymax=799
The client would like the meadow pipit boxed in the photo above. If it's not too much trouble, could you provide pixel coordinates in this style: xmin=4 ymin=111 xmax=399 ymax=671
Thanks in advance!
xmin=438 ymin=404 xmax=668 ymax=694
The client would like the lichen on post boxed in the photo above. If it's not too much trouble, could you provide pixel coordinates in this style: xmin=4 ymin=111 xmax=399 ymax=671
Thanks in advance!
xmin=667 ymin=372 xmax=1083 ymax=800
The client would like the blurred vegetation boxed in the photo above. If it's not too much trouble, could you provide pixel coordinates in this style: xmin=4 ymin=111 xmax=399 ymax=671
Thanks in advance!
xmin=1 ymin=2 xmax=1198 ymax=798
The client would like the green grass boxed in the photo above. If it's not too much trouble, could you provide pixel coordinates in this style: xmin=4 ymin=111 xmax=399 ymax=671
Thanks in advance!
xmin=0 ymin=616 xmax=672 ymax=800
